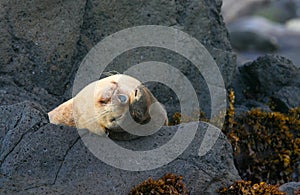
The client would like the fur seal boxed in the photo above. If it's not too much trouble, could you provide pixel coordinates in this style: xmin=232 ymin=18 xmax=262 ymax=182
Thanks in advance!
xmin=48 ymin=74 xmax=168 ymax=137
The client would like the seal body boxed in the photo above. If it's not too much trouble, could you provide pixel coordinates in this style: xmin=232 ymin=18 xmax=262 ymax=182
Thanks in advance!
xmin=48 ymin=74 xmax=168 ymax=136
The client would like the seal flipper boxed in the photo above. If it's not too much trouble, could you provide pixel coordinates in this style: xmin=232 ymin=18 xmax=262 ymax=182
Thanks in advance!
xmin=48 ymin=99 xmax=76 ymax=127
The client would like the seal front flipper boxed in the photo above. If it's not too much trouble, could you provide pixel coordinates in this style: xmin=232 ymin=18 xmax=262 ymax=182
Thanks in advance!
xmin=48 ymin=99 xmax=76 ymax=127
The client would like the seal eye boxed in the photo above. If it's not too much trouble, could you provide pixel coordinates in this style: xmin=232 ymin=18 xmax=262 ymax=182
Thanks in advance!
xmin=118 ymin=94 xmax=128 ymax=103
xmin=135 ymin=89 xmax=138 ymax=97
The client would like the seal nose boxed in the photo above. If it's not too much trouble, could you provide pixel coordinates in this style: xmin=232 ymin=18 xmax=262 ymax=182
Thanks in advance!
xmin=117 ymin=94 xmax=128 ymax=104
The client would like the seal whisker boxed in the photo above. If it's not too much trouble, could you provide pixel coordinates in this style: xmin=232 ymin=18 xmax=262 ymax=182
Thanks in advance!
xmin=79 ymin=109 xmax=111 ymax=126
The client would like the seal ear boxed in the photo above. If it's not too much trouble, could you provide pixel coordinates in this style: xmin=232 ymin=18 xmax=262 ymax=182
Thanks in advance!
xmin=48 ymin=99 xmax=76 ymax=127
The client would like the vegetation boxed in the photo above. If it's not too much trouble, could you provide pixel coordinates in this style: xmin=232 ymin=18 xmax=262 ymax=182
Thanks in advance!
xmin=224 ymin=90 xmax=300 ymax=184
xmin=131 ymin=89 xmax=299 ymax=194
xmin=129 ymin=173 xmax=187 ymax=195
xmin=217 ymin=180 xmax=285 ymax=195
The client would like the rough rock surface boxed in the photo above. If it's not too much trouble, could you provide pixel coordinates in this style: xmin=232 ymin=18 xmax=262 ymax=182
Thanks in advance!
xmin=0 ymin=0 xmax=236 ymax=116
xmin=0 ymin=76 xmax=60 ymax=109
xmin=235 ymin=55 xmax=300 ymax=112
xmin=0 ymin=1 xmax=239 ymax=193
xmin=0 ymin=102 xmax=240 ymax=194
xmin=279 ymin=182 xmax=300 ymax=195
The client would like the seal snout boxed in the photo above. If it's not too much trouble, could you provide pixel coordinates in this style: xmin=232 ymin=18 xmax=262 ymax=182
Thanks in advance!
xmin=129 ymin=85 xmax=152 ymax=124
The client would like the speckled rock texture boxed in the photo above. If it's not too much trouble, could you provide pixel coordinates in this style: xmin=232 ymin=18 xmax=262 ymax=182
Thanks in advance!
xmin=237 ymin=54 xmax=300 ymax=112
xmin=0 ymin=1 xmax=239 ymax=193
xmin=0 ymin=0 xmax=236 ymax=116
xmin=0 ymin=102 xmax=240 ymax=194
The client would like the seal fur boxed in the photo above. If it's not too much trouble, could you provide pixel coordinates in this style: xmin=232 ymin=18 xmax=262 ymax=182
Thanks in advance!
xmin=48 ymin=74 xmax=168 ymax=137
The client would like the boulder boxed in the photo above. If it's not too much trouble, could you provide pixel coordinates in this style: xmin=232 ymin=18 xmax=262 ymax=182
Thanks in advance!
xmin=271 ymin=86 xmax=300 ymax=112
xmin=227 ymin=16 xmax=283 ymax=52
xmin=229 ymin=30 xmax=278 ymax=52
xmin=0 ymin=0 xmax=236 ymax=116
xmin=237 ymin=55 xmax=300 ymax=112
xmin=0 ymin=102 xmax=240 ymax=194
xmin=239 ymin=55 xmax=300 ymax=95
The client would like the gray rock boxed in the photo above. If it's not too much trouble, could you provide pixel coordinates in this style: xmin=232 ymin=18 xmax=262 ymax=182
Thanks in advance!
xmin=271 ymin=86 xmax=300 ymax=112
xmin=0 ymin=0 xmax=236 ymax=115
xmin=241 ymin=99 xmax=272 ymax=112
xmin=230 ymin=30 xmax=278 ymax=52
xmin=239 ymin=55 xmax=300 ymax=95
xmin=0 ymin=102 xmax=240 ymax=194
xmin=279 ymin=182 xmax=300 ymax=195
xmin=76 ymin=0 xmax=236 ymax=116
xmin=228 ymin=16 xmax=300 ymax=66
xmin=0 ymin=0 xmax=86 ymax=96
xmin=238 ymin=54 xmax=300 ymax=112
xmin=0 ymin=76 xmax=60 ymax=109
xmin=227 ymin=16 xmax=284 ymax=52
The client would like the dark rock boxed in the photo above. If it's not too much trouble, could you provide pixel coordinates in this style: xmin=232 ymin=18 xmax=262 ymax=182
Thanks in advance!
xmin=234 ymin=54 xmax=300 ymax=113
xmin=0 ymin=102 xmax=240 ymax=194
xmin=241 ymin=99 xmax=272 ymax=112
xmin=0 ymin=76 xmax=60 ymax=110
xmin=227 ymin=16 xmax=283 ymax=52
xmin=0 ymin=1 xmax=239 ymax=193
xmin=73 ymin=0 xmax=236 ymax=116
xmin=229 ymin=31 xmax=278 ymax=52
xmin=0 ymin=0 xmax=86 ymax=96
xmin=271 ymin=86 xmax=300 ymax=112
xmin=0 ymin=0 xmax=236 ymax=116
xmin=239 ymin=54 xmax=300 ymax=96
xmin=233 ymin=105 xmax=249 ymax=117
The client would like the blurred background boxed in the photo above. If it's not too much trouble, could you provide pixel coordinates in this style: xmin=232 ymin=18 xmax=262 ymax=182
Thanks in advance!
xmin=222 ymin=0 xmax=300 ymax=66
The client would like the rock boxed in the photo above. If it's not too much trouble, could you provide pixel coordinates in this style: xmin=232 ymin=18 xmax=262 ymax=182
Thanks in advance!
xmin=227 ymin=16 xmax=284 ymax=52
xmin=0 ymin=102 xmax=240 ymax=194
xmin=222 ymin=0 xmax=298 ymax=24
xmin=239 ymin=55 xmax=300 ymax=95
xmin=76 ymin=0 xmax=236 ymax=116
xmin=238 ymin=55 xmax=300 ymax=112
xmin=0 ymin=0 xmax=86 ymax=96
xmin=279 ymin=182 xmax=300 ymax=195
xmin=241 ymin=100 xmax=272 ymax=112
xmin=0 ymin=0 xmax=236 ymax=115
xmin=230 ymin=31 xmax=278 ymax=52
xmin=228 ymin=15 xmax=300 ymax=65
xmin=271 ymin=86 xmax=300 ymax=112
xmin=0 ymin=76 xmax=60 ymax=109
